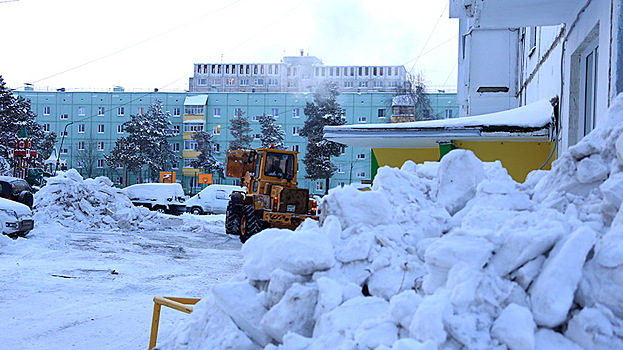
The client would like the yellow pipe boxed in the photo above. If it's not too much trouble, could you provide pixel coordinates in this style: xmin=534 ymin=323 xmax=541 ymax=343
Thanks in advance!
xmin=149 ymin=296 xmax=201 ymax=350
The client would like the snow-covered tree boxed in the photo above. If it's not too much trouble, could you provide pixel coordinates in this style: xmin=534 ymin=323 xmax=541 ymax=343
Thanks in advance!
xmin=0 ymin=75 xmax=46 ymax=166
xmin=300 ymin=82 xmax=347 ymax=194
xmin=105 ymin=99 xmax=176 ymax=184
xmin=37 ymin=132 xmax=57 ymax=164
xmin=190 ymin=131 xmax=224 ymax=178
xmin=228 ymin=110 xmax=253 ymax=150
xmin=258 ymin=113 xmax=285 ymax=149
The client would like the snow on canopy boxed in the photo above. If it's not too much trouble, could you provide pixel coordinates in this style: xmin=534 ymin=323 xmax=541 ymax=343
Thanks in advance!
xmin=159 ymin=95 xmax=623 ymax=349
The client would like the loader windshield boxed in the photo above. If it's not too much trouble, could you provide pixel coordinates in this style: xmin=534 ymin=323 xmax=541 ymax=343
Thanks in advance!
xmin=264 ymin=152 xmax=294 ymax=179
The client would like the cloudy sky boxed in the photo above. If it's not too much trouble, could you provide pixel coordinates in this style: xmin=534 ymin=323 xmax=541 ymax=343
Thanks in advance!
xmin=2 ymin=0 xmax=458 ymax=92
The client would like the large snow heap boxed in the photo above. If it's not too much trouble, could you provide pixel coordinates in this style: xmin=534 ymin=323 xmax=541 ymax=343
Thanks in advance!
xmin=163 ymin=96 xmax=623 ymax=350
xmin=33 ymin=169 xmax=215 ymax=233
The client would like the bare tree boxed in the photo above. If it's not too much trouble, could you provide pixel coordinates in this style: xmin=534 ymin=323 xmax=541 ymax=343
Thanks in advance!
xmin=75 ymin=136 xmax=99 ymax=179
xmin=390 ymin=71 xmax=433 ymax=122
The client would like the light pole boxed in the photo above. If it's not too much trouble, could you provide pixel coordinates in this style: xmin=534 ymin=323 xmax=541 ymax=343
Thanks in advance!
xmin=56 ymin=122 xmax=74 ymax=171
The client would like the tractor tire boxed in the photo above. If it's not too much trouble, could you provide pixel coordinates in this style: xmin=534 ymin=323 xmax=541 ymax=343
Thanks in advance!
xmin=239 ymin=204 xmax=265 ymax=243
xmin=225 ymin=201 xmax=241 ymax=236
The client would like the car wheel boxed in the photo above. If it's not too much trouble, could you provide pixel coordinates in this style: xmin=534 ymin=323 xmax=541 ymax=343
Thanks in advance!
xmin=154 ymin=206 xmax=166 ymax=214
xmin=18 ymin=191 xmax=33 ymax=209
xmin=190 ymin=207 xmax=203 ymax=215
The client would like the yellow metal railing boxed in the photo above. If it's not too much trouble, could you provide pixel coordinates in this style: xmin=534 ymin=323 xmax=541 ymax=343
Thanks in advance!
xmin=149 ymin=296 xmax=201 ymax=350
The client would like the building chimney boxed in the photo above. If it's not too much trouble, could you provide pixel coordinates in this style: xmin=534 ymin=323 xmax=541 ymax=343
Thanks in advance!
xmin=300 ymin=49 xmax=304 ymax=56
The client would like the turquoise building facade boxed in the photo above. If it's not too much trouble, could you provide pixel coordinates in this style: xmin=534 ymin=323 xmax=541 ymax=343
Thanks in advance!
xmin=15 ymin=89 xmax=457 ymax=194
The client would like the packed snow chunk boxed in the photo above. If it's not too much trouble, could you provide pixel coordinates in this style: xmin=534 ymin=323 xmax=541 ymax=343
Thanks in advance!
xmin=486 ymin=219 xmax=564 ymax=276
xmin=436 ymin=149 xmax=485 ymax=215
xmin=321 ymin=185 xmax=392 ymax=229
xmin=422 ymin=234 xmax=494 ymax=293
xmin=445 ymin=311 xmax=493 ymax=349
xmin=530 ymin=226 xmax=597 ymax=327
xmin=578 ymin=227 xmax=623 ymax=318
xmin=367 ymin=258 xmax=425 ymax=300
xmin=242 ymin=227 xmax=335 ymax=281
xmin=388 ymin=290 xmax=422 ymax=329
xmin=491 ymin=303 xmax=535 ymax=350
xmin=210 ymin=282 xmax=271 ymax=347
xmin=158 ymin=298 xmax=258 ymax=350
xmin=279 ymin=332 xmax=312 ymax=350
xmin=354 ymin=319 xmax=398 ymax=349
xmin=600 ymin=172 xmax=623 ymax=210
xmin=391 ymin=339 xmax=437 ymax=350
xmin=266 ymin=268 xmax=307 ymax=308
xmin=565 ymin=306 xmax=623 ymax=350
xmin=534 ymin=328 xmax=582 ymax=350
xmin=408 ymin=292 xmax=452 ymax=346
xmin=576 ymin=155 xmax=609 ymax=184
xmin=260 ymin=283 xmax=318 ymax=342
xmin=313 ymin=276 xmax=343 ymax=319
xmin=313 ymin=296 xmax=388 ymax=339
xmin=569 ymin=136 xmax=601 ymax=160
xmin=335 ymin=230 xmax=374 ymax=263
xmin=511 ymin=255 xmax=546 ymax=290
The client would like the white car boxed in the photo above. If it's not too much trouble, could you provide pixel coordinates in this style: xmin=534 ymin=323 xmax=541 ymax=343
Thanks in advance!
xmin=186 ymin=185 xmax=246 ymax=215
xmin=123 ymin=183 xmax=187 ymax=215
xmin=0 ymin=197 xmax=34 ymax=238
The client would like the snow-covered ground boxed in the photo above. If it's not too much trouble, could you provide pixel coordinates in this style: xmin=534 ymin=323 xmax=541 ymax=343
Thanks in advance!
xmin=0 ymin=172 xmax=244 ymax=350
xmin=5 ymin=96 xmax=623 ymax=349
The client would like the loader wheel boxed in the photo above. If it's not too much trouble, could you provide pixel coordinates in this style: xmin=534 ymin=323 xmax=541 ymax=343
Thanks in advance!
xmin=240 ymin=205 xmax=264 ymax=243
xmin=225 ymin=202 xmax=241 ymax=235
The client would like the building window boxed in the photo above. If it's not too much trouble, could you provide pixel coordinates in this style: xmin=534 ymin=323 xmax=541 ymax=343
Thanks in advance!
xmin=172 ymin=161 xmax=179 ymax=170
xmin=316 ymin=182 xmax=324 ymax=191
xmin=213 ymin=143 xmax=220 ymax=153
xmin=78 ymin=141 xmax=85 ymax=150
xmin=43 ymin=106 xmax=50 ymax=115
xmin=97 ymin=142 xmax=105 ymax=151
xmin=357 ymin=153 xmax=366 ymax=160
xmin=271 ymin=108 xmax=279 ymax=117
xmin=422 ymin=110 xmax=431 ymax=119
xmin=60 ymin=131 xmax=68 ymax=137
xmin=183 ymin=123 xmax=204 ymax=133
xmin=292 ymin=144 xmax=299 ymax=152
xmin=173 ymin=125 xmax=180 ymax=134
xmin=389 ymin=81 xmax=398 ymax=88
xmin=183 ymin=158 xmax=197 ymax=168
xmin=98 ymin=107 xmax=105 ymax=116
xmin=254 ymin=78 xmax=264 ymax=86
xmin=292 ymin=108 xmax=300 ymax=118
xmin=357 ymin=171 xmax=366 ymax=178
xmin=226 ymin=78 xmax=235 ymax=86
xmin=137 ymin=107 xmax=144 ymax=115
xmin=173 ymin=108 xmax=181 ymax=117
xmin=214 ymin=108 xmax=221 ymax=117
xmin=269 ymin=79 xmax=278 ymax=86
xmin=97 ymin=124 xmax=105 ymax=133
xmin=43 ymin=123 xmax=50 ymax=132
xmin=339 ymin=146 xmax=345 ymax=154
xmin=171 ymin=143 xmax=180 ymax=152
xmin=378 ymin=109 xmax=386 ymax=118
xmin=287 ymin=81 xmax=297 ymax=88
xmin=97 ymin=159 xmax=104 ymax=168
xmin=580 ymin=41 xmax=599 ymax=138
xmin=60 ymin=148 xmax=68 ymax=154
xmin=254 ymin=133 xmax=261 ymax=140
xmin=344 ymin=81 xmax=354 ymax=88
xmin=292 ymin=127 xmax=300 ymax=136
xmin=117 ymin=124 xmax=124 ymax=133
xmin=234 ymin=108 xmax=243 ymax=116
xmin=185 ymin=106 xmax=204 ymax=115
xmin=78 ymin=124 xmax=85 ymax=133
xmin=445 ymin=109 xmax=453 ymax=118
xmin=60 ymin=113 xmax=68 ymax=120
xmin=212 ymin=78 xmax=221 ymax=86
xmin=213 ymin=125 xmax=221 ymax=135
xmin=374 ymin=81 xmax=383 ymax=88
xmin=78 ymin=107 xmax=85 ymax=116
xmin=251 ymin=115 xmax=260 ymax=122
xmin=337 ymin=163 xmax=345 ymax=173
xmin=358 ymin=116 xmax=367 ymax=123
xmin=184 ymin=140 xmax=198 ymax=151
xmin=359 ymin=81 xmax=369 ymax=88
xmin=240 ymin=78 xmax=250 ymax=86
xmin=117 ymin=107 xmax=124 ymax=116
xmin=198 ymin=78 xmax=208 ymax=86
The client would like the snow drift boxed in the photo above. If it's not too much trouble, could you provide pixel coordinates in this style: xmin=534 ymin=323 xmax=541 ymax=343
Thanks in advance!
xmin=157 ymin=95 xmax=623 ymax=349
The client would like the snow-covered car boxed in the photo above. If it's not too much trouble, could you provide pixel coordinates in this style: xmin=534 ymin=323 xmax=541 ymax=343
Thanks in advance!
xmin=123 ymin=183 xmax=186 ymax=215
xmin=185 ymin=185 xmax=246 ymax=215
xmin=0 ymin=176 xmax=34 ymax=209
xmin=0 ymin=197 xmax=34 ymax=238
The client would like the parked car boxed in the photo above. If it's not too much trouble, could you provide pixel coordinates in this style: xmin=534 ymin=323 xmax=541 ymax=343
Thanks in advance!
xmin=123 ymin=183 xmax=186 ymax=215
xmin=0 ymin=197 xmax=34 ymax=238
xmin=0 ymin=176 xmax=34 ymax=209
xmin=186 ymin=185 xmax=246 ymax=215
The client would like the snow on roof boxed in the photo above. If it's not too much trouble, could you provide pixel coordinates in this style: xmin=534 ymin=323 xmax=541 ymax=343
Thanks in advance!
xmin=184 ymin=95 xmax=208 ymax=106
xmin=325 ymin=98 xmax=554 ymax=148
xmin=44 ymin=148 xmax=66 ymax=165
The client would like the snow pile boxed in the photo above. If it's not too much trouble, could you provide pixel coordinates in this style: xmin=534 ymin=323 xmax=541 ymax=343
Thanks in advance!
xmin=33 ymin=169 xmax=219 ymax=233
xmin=160 ymin=96 xmax=623 ymax=349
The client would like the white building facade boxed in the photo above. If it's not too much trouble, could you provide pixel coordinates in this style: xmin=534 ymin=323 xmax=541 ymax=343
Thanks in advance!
xmin=450 ymin=0 xmax=623 ymax=152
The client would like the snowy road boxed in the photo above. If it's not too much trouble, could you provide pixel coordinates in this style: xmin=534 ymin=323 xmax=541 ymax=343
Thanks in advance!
xmin=0 ymin=215 xmax=243 ymax=350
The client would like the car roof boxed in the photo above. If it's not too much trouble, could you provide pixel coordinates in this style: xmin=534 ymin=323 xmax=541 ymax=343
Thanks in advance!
xmin=0 ymin=176 xmax=27 ymax=182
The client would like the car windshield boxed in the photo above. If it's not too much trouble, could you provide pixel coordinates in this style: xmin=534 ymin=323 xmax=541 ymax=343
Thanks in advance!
xmin=11 ymin=180 xmax=30 ymax=195
xmin=264 ymin=152 xmax=295 ymax=178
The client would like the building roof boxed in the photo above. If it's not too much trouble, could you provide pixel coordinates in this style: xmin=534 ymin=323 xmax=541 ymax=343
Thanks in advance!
xmin=324 ymin=98 xmax=554 ymax=149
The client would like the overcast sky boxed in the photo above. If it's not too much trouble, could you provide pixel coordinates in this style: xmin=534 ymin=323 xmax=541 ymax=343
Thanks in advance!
xmin=2 ymin=0 xmax=458 ymax=92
